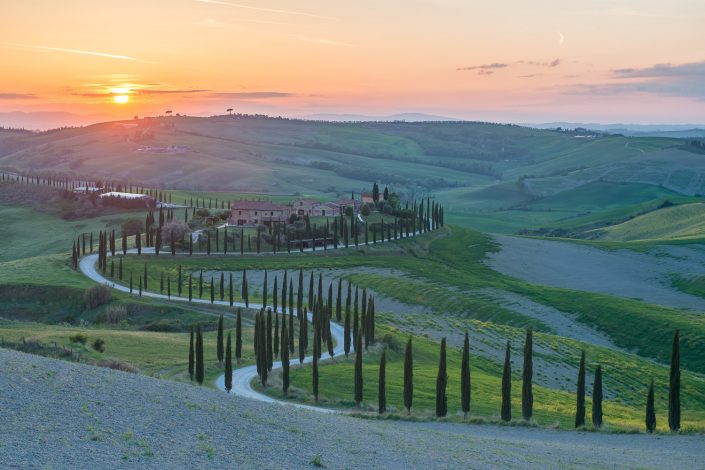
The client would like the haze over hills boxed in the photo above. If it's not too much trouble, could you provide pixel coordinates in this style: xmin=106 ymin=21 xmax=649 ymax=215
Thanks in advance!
xmin=530 ymin=122 xmax=705 ymax=138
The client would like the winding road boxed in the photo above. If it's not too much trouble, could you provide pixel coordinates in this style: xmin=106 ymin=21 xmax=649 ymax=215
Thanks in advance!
xmin=78 ymin=227 xmax=424 ymax=413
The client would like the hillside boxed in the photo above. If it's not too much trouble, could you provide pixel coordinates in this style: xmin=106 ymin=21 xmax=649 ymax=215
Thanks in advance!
xmin=4 ymin=349 xmax=704 ymax=469
xmin=593 ymin=203 xmax=705 ymax=241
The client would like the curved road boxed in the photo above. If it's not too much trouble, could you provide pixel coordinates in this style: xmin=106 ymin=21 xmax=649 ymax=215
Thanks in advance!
xmin=80 ymin=248 xmax=350 ymax=414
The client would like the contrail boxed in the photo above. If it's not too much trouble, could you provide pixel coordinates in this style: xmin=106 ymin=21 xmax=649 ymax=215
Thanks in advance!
xmin=195 ymin=0 xmax=331 ymax=19
xmin=10 ymin=43 xmax=137 ymax=61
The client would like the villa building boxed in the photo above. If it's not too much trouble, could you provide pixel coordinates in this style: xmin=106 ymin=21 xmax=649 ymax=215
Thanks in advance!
xmin=229 ymin=200 xmax=289 ymax=226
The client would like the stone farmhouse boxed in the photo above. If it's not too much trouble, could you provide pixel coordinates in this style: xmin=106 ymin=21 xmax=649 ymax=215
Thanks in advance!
xmin=229 ymin=197 xmax=364 ymax=226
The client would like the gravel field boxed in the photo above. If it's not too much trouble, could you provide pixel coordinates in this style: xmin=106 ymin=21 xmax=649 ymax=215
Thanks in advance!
xmin=487 ymin=235 xmax=705 ymax=311
xmin=2 ymin=349 xmax=704 ymax=469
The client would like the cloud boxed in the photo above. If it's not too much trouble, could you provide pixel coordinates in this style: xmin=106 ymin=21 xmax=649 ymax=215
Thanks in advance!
xmin=9 ymin=43 xmax=137 ymax=61
xmin=564 ymin=60 xmax=705 ymax=100
xmin=209 ymin=92 xmax=294 ymax=99
xmin=0 ymin=93 xmax=36 ymax=100
xmin=195 ymin=0 xmax=331 ymax=19
xmin=457 ymin=63 xmax=508 ymax=72
xmin=138 ymin=89 xmax=210 ymax=95
xmin=458 ymin=59 xmax=561 ymax=75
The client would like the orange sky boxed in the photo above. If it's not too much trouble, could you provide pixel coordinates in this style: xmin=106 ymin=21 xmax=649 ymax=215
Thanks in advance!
xmin=1 ymin=0 xmax=704 ymax=125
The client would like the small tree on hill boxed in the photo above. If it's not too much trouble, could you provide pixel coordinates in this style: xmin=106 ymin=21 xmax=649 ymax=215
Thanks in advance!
xmin=575 ymin=351 xmax=586 ymax=428
xmin=460 ymin=331 xmax=471 ymax=419
xmin=435 ymin=337 xmax=448 ymax=417
xmin=501 ymin=341 xmax=512 ymax=422
xmin=669 ymin=330 xmax=681 ymax=431
xmin=224 ymin=332 xmax=233 ymax=393
xmin=522 ymin=328 xmax=533 ymax=421
xmin=592 ymin=365 xmax=603 ymax=428
xmin=646 ymin=379 xmax=656 ymax=433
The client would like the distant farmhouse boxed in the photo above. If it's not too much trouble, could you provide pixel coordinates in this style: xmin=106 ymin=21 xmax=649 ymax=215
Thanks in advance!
xmin=229 ymin=195 xmax=364 ymax=226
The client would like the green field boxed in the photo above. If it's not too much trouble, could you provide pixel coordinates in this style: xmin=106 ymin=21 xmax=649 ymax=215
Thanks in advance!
xmin=593 ymin=203 xmax=705 ymax=241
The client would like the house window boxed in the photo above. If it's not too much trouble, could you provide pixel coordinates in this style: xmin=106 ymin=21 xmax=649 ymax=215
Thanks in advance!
xmin=238 ymin=211 xmax=242 ymax=215
xmin=322 ymin=210 xmax=326 ymax=216
xmin=255 ymin=211 xmax=258 ymax=215
xmin=271 ymin=211 xmax=274 ymax=216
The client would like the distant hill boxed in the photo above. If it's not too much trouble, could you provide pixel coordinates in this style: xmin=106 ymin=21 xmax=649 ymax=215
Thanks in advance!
xmin=301 ymin=112 xmax=460 ymax=122
xmin=0 ymin=111 xmax=115 ymax=131
xmin=530 ymin=122 xmax=705 ymax=138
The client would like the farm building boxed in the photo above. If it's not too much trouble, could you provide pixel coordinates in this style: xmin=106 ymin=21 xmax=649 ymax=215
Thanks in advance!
xmin=230 ymin=200 xmax=289 ymax=226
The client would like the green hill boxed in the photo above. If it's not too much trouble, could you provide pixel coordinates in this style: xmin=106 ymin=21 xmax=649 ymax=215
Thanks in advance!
xmin=593 ymin=202 xmax=705 ymax=241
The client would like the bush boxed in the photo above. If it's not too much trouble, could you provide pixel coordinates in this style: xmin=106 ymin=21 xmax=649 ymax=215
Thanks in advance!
xmin=361 ymin=204 xmax=371 ymax=217
xmin=96 ymin=359 xmax=139 ymax=374
xmin=85 ymin=284 xmax=112 ymax=309
xmin=92 ymin=338 xmax=105 ymax=352
xmin=69 ymin=333 xmax=88 ymax=345
xmin=104 ymin=305 xmax=128 ymax=324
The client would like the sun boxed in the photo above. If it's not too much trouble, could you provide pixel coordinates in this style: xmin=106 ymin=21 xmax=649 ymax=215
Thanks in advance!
xmin=113 ymin=94 xmax=129 ymax=104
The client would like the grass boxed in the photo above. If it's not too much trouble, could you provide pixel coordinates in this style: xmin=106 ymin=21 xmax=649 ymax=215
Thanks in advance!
xmin=593 ymin=202 xmax=705 ymax=241
xmin=260 ymin=325 xmax=705 ymax=431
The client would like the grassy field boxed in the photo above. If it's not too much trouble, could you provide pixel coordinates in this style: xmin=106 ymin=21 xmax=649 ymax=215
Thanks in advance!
xmin=260 ymin=325 xmax=705 ymax=431
xmin=593 ymin=202 xmax=705 ymax=241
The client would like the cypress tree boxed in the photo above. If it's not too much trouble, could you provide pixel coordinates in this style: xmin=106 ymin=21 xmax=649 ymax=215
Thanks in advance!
xmin=336 ymin=278 xmax=342 ymax=322
xmin=297 ymin=269 xmax=304 ymax=319
xmin=143 ymin=263 xmax=148 ymax=290
xmin=259 ymin=311 xmax=268 ymax=386
xmin=354 ymin=333 xmax=363 ymax=407
xmin=646 ymin=379 xmax=656 ymax=433
xmin=167 ymin=275 xmax=171 ymax=298
xmin=273 ymin=275 xmax=279 ymax=313
xmin=224 ymin=332 xmax=233 ymax=393
xmin=130 ymin=271 xmax=133 ymax=293
xmin=435 ymin=337 xmax=448 ymax=417
xmin=188 ymin=327 xmax=195 ymax=381
xmin=219 ymin=272 xmax=224 ymax=301
xmin=299 ymin=309 xmax=306 ymax=364
xmin=119 ymin=257 xmax=123 ymax=280
xmin=195 ymin=326 xmax=204 ymax=385
xmin=308 ymin=271 xmax=314 ymax=310
xmin=188 ymin=274 xmax=193 ymax=301
xmin=522 ymin=328 xmax=533 ymax=421
xmin=235 ymin=308 xmax=242 ymax=362
xmin=216 ymin=314 xmax=224 ymax=364
xmin=178 ymin=265 xmax=182 ymax=296
xmin=266 ymin=308 xmax=273 ymax=371
xmin=281 ymin=322 xmax=290 ymax=397
xmin=592 ymin=365 xmax=603 ymax=428
xmin=242 ymin=269 xmax=249 ymax=307
xmin=353 ymin=287 xmax=359 ymax=345
xmin=501 ymin=341 xmax=512 ymax=422
xmin=344 ymin=299 xmax=351 ymax=356
xmin=378 ymin=350 xmax=386 ymax=414
xmin=312 ymin=353 xmax=319 ymax=402
xmin=229 ymin=273 xmax=233 ymax=306
xmin=199 ymin=270 xmax=203 ymax=298
xmin=210 ymin=278 xmax=214 ymax=304
xmin=669 ymin=330 xmax=681 ymax=431
xmin=576 ymin=350 xmax=586 ymax=428
xmin=404 ymin=336 xmax=413 ymax=414
xmin=289 ymin=278 xmax=295 ymax=353
xmin=138 ymin=277 xmax=142 ymax=296
xmin=282 ymin=271 xmax=288 ymax=314
xmin=263 ymin=270 xmax=268 ymax=309
xmin=461 ymin=331 xmax=471 ymax=419
xmin=274 ymin=310 xmax=280 ymax=359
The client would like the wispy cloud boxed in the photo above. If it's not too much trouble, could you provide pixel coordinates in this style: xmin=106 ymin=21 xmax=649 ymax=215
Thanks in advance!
xmin=458 ymin=59 xmax=561 ymax=75
xmin=138 ymin=89 xmax=210 ymax=95
xmin=209 ymin=92 xmax=293 ymax=99
xmin=9 ymin=43 xmax=137 ymax=61
xmin=563 ymin=60 xmax=705 ymax=100
xmin=195 ymin=0 xmax=331 ymax=19
xmin=0 ymin=93 xmax=37 ymax=100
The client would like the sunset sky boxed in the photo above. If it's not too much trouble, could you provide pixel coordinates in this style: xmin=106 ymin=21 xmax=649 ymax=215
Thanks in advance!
xmin=1 ymin=0 xmax=704 ymax=126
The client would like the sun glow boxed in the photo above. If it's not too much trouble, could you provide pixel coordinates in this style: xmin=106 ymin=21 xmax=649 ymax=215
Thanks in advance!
xmin=113 ymin=94 xmax=129 ymax=104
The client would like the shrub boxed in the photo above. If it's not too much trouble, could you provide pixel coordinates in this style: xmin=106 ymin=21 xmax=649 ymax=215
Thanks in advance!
xmin=92 ymin=338 xmax=105 ymax=352
xmin=85 ymin=284 xmax=112 ymax=309
xmin=96 ymin=359 xmax=139 ymax=374
xmin=104 ymin=305 xmax=128 ymax=324
xmin=69 ymin=333 xmax=88 ymax=345
xmin=361 ymin=204 xmax=371 ymax=217
xmin=381 ymin=333 xmax=403 ymax=353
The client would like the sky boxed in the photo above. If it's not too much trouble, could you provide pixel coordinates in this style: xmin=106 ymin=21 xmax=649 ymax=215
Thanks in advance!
xmin=1 ymin=0 xmax=704 ymax=126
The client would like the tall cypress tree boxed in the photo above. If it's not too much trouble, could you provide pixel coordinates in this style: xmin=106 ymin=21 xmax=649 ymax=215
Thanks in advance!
xmin=229 ymin=273 xmax=233 ymax=306
xmin=273 ymin=275 xmax=278 ymax=314
xmin=210 ymin=278 xmax=215 ymax=304
xmin=281 ymin=322 xmax=290 ymax=397
xmin=378 ymin=350 xmax=386 ymax=414
xmin=522 ymin=328 xmax=533 ymax=421
xmin=216 ymin=313 xmax=224 ymax=364
xmin=188 ymin=274 xmax=193 ymax=301
xmin=199 ymin=270 xmax=203 ymax=298
xmin=195 ymin=326 xmax=204 ymax=385
xmin=344 ymin=293 xmax=351 ymax=357
xmin=592 ymin=365 xmax=603 ymax=428
xmin=312 ymin=353 xmax=319 ymax=402
xmin=646 ymin=379 xmax=656 ymax=433
xmin=224 ymin=332 xmax=233 ymax=393
xmin=460 ymin=331 xmax=471 ymax=419
xmin=501 ymin=341 xmax=512 ymax=422
xmin=259 ymin=311 xmax=268 ymax=386
xmin=336 ymin=278 xmax=342 ymax=322
xmin=354 ymin=333 xmax=363 ymax=407
xmin=235 ymin=308 xmax=242 ymax=362
xmin=404 ymin=336 xmax=413 ymax=414
xmin=266 ymin=308 xmax=273 ymax=371
xmin=299 ymin=309 xmax=306 ymax=364
xmin=242 ymin=269 xmax=249 ymax=307
xmin=188 ymin=327 xmax=195 ymax=381
xmin=576 ymin=350 xmax=586 ymax=428
xmin=219 ymin=272 xmax=224 ymax=301
xmin=274 ymin=310 xmax=280 ymax=359
xmin=435 ymin=337 xmax=448 ymax=417
xmin=289 ymin=279 xmax=295 ymax=353
xmin=669 ymin=330 xmax=681 ymax=431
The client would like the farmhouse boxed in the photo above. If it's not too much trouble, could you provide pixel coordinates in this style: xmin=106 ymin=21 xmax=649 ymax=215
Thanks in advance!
xmin=361 ymin=191 xmax=375 ymax=204
xmin=230 ymin=200 xmax=289 ymax=226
